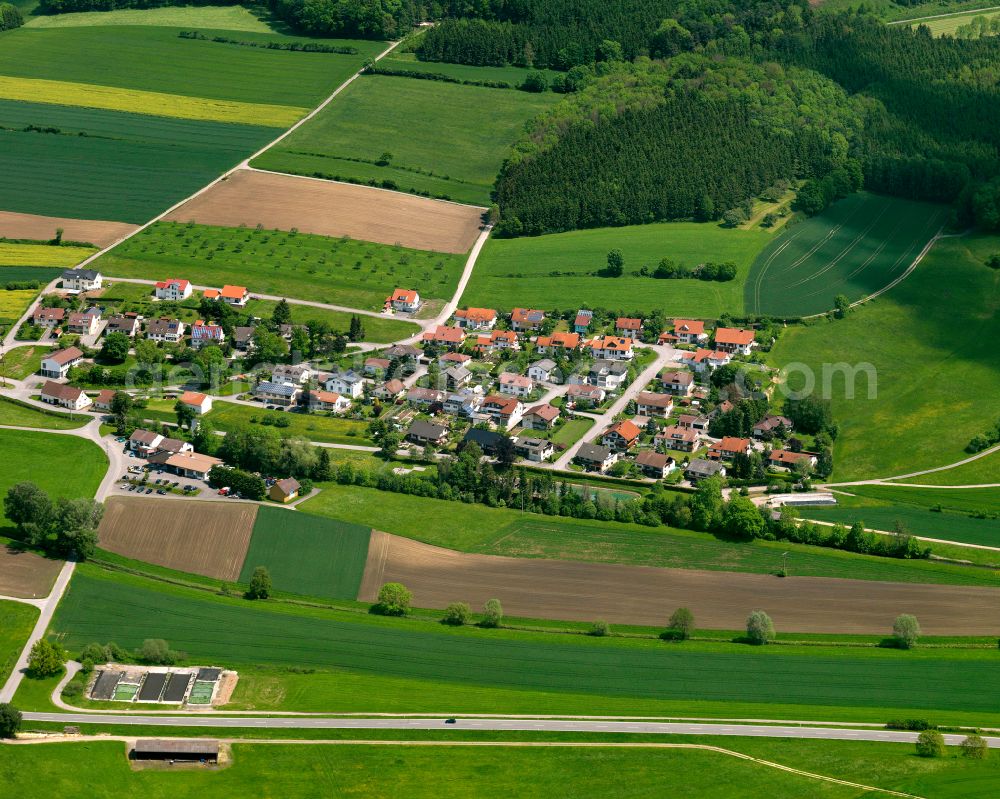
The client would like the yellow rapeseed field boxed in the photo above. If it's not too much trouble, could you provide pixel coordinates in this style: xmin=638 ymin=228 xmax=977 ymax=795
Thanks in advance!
xmin=0 ymin=289 xmax=40 ymax=320
xmin=0 ymin=243 xmax=96 ymax=267
xmin=0 ymin=75 xmax=305 ymax=127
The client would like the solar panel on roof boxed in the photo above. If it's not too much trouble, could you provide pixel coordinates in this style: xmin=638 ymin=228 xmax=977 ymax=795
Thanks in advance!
xmin=90 ymin=670 xmax=122 ymax=700
xmin=162 ymin=673 xmax=191 ymax=703
xmin=137 ymin=672 xmax=167 ymax=701
xmin=196 ymin=667 xmax=222 ymax=682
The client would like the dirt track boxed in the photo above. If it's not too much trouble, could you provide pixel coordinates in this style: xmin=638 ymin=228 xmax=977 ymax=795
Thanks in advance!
xmin=98 ymin=497 xmax=257 ymax=581
xmin=0 ymin=542 xmax=62 ymax=598
xmin=359 ymin=532 xmax=1000 ymax=635
xmin=0 ymin=211 xmax=138 ymax=248
xmin=163 ymin=168 xmax=484 ymax=254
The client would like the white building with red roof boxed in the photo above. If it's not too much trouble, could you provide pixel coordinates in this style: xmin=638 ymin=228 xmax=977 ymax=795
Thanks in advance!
xmin=154 ymin=278 xmax=192 ymax=301
xmin=454 ymin=307 xmax=497 ymax=331
xmin=714 ymin=327 xmax=757 ymax=356
xmin=386 ymin=288 xmax=420 ymax=313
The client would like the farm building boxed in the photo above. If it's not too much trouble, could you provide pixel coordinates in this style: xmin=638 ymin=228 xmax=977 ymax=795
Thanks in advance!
xmin=40 ymin=346 xmax=84 ymax=379
xmin=269 ymin=478 xmax=301 ymax=503
xmin=40 ymin=380 xmax=91 ymax=411
xmin=131 ymin=739 xmax=219 ymax=763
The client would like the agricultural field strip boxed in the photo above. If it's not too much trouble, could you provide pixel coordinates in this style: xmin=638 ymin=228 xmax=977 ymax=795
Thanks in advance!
xmin=0 ymin=212 xmax=139 ymax=249
xmin=889 ymin=4 xmax=1000 ymax=24
xmin=0 ymin=244 xmax=95 ymax=267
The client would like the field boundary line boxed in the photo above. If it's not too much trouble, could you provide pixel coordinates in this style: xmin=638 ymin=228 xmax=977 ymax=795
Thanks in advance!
xmin=824 ymin=441 xmax=1000 ymax=485
xmin=888 ymin=5 xmax=1000 ymax=24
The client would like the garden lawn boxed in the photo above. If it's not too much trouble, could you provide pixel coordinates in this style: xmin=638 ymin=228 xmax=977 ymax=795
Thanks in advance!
xmin=549 ymin=417 xmax=594 ymax=447
xmin=893 ymin=449 xmax=1000 ymax=486
xmin=0 ymin=599 xmax=37 ymax=684
xmin=99 ymin=222 xmax=464 ymax=311
xmin=462 ymin=221 xmax=770 ymax=314
xmin=239 ymin=508 xmax=371 ymax=599
xmin=252 ymin=74 xmax=559 ymax=205
xmin=204 ymin=401 xmax=374 ymax=446
xmin=0 ymin=243 xmax=95 ymax=266
xmin=0 ymin=428 xmax=105 ymax=515
xmin=0 ymin=347 xmax=47 ymax=380
xmin=767 ymin=234 xmax=1000 ymax=480
xmin=49 ymin=565 xmax=1000 ymax=725
xmin=299 ymin=483 xmax=997 ymax=585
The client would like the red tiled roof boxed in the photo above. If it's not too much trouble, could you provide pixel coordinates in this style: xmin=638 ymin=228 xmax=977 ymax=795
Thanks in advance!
xmin=715 ymin=327 xmax=755 ymax=346
xmin=673 ymin=319 xmax=705 ymax=335
xmin=455 ymin=307 xmax=497 ymax=323
xmin=45 ymin=346 xmax=83 ymax=366
xmin=606 ymin=419 xmax=641 ymax=442
xmin=616 ymin=317 xmax=642 ymax=330
xmin=390 ymin=288 xmax=417 ymax=303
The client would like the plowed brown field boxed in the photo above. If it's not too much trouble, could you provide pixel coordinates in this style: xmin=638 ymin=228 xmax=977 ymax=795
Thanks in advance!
xmin=98 ymin=497 xmax=257 ymax=581
xmin=0 ymin=211 xmax=138 ymax=248
xmin=0 ymin=542 xmax=61 ymax=598
xmin=359 ymin=531 xmax=1000 ymax=635
xmin=163 ymin=168 xmax=483 ymax=254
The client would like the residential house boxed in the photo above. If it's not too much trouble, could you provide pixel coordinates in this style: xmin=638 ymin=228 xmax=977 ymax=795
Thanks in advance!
xmin=656 ymin=425 xmax=699 ymax=452
xmin=373 ymin=379 xmax=405 ymax=401
xmin=272 ymin=364 xmax=311 ymax=385
xmin=154 ymin=436 xmax=193 ymax=456
xmin=576 ymin=360 xmax=629 ymax=391
xmin=714 ymin=327 xmax=756 ymax=356
xmin=61 ymin=268 xmax=102 ymax=292
xmin=573 ymin=309 xmax=593 ymax=334
xmin=39 ymin=380 xmax=91 ymax=411
xmin=680 ymin=348 xmax=731 ymax=373
xmin=153 ymin=278 xmax=192 ymax=301
xmin=406 ymin=420 xmax=449 ymax=446
xmin=325 ymin=371 xmax=365 ymax=399
xmin=255 ymin=380 xmax=301 ymax=407
xmin=162 ymin=451 xmax=222 ymax=480
xmin=105 ymin=313 xmax=140 ymax=337
xmin=308 ymin=389 xmax=350 ymax=413
xmin=534 ymin=332 xmax=580 ymax=354
xmin=482 ymin=394 xmax=524 ymax=429
xmin=128 ymin=429 xmax=163 ymax=455
xmin=635 ymin=451 xmax=675 ymax=479
xmin=677 ymin=413 xmax=710 ymax=432
xmin=512 ymin=435 xmax=553 ymax=463
xmin=66 ymin=309 xmax=101 ymax=336
xmin=190 ymin=320 xmax=225 ymax=349
xmin=602 ymin=419 xmax=641 ymax=451
xmin=615 ymin=317 xmax=642 ymax=337
xmin=178 ymin=390 xmax=212 ymax=415
xmin=565 ymin=384 xmax=605 ymax=408
xmin=32 ymin=306 xmax=65 ymax=327
xmin=269 ymin=477 xmax=300 ymax=503
xmin=93 ymin=389 xmax=116 ymax=411
xmin=145 ymin=318 xmax=185 ymax=343
xmin=498 ymin=372 xmax=533 ymax=398
xmin=438 ymin=352 xmax=472 ymax=370
xmin=522 ymin=403 xmax=559 ymax=430
xmin=660 ymin=370 xmax=695 ymax=396
xmin=406 ymin=386 xmax=446 ymax=408
xmin=753 ymin=415 xmax=793 ymax=439
xmin=233 ymin=326 xmax=256 ymax=352
xmin=475 ymin=329 xmax=519 ymax=354
xmin=634 ymin=391 xmax=673 ymax=418
xmin=586 ymin=335 xmax=634 ymax=361
xmin=461 ymin=428 xmax=504 ymax=455
xmin=422 ymin=325 xmax=465 ymax=349
xmin=686 ymin=458 xmax=726 ymax=481
xmin=364 ymin=357 xmax=391 ymax=377
xmin=443 ymin=389 xmax=482 ymax=417
xmin=385 ymin=288 xmax=420 ymax=313
xmin=510 ymin=308 xmax=545 ymax=332
xmin=575 ymin=442 xmax=618 ymax=473
xmin=385 ymin=343 xmax=421 ymax=363
xmin=454 ymin=307 xmax=497 ymax=331
xmin=444 ymin=365 xmax=472 ymax=389
xmin=671 ymin=319 xmax=708 ymax=345
xmin=527 ymin=358 xmax=557 ymax=383
xmin=40 ymin=346 xmax=84 ymax=378
xmin=203 ymin=284 xmax=249 ymax=307
xmin=707 ymin=436 xmax=753 ymax=461
xmin=768 ymin=449 xmax=817 ymax=472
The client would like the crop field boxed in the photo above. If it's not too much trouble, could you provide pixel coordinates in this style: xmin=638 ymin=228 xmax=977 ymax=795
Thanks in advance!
xmin=902 ymin=6 xmax=1000 ymax=34
xmin=164 ymin=169 xmax=484 ymax=254
xmin=100 ymin=221 xmax=467 ymax=310
xmin=98 ymin=497 xmax=258 ymax=581
xmin=0 ymin=211 xmax=138 ymax=247
xmin=0 ymin=540 xmax=61 ymax=598
xmin=0 ymin=429 xmax=106 ymax=514
xmin=252 ymin=75 xmax=559 ymax=206
xmin=358 ymin=531 xmax=999 ymax=634
xmin=0 ymin=599 xmax=37 ymax=683
xmin=746 ymin=193 xmax=947 ymax=317
xmin=24 ymin=6 xmax=276 ymax=30
xmin=300 ymin=485 xmax=997 ymax=586
xmin=767 ymin=234 xmax=1000 ymax=480
xmin=0 ymin=396 xmax=90 ymax=429
xmin=51 ymin=565 xmax=1000 ymax=723
xmin=0 ymin=289 xmax=37 ymax=327
xmin=462 ymin=221 xmax=770 ymax=314
xmin=240 ymin=507 xmax=371 ymax=599
xmin=0 ymin=347 xmax=46 ymax=380
xmin=203 ymin=401 xmax=375 ymax=446
xmin=0 ymin=242 xmax=95 ymax=266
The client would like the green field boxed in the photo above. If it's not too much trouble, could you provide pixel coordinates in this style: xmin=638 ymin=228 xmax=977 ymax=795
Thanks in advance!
xmin=252 ymin=74 xmax=559 ymax=205
xmin=746 ymin=193 xmax=947 ymax=318
xmin=901 ymin=6 xmax=1000 ymax=34
xmin=50 ymin=565 xmax=1000 ymax=723
xmin=239 ymin=507 xmax=371 ymax=599
xmin=204 ymin=401 xmax=375 ymax=446
xmin=99 ymin=221 xmax=465 ymax=310
xmin=462 ymin=221 xmax=770 ymax=314
xmin=0 ymin=429 xmax=105 ymax=518
xmin=0 ymin=599 xmax=37 ymax=684
xmin=24 ymin=6 xmax=276 ymax=30
xmin=299 ymin=484 xmax=997 ymax=585
xmin=893 ymin=450 xmax=1000 ymax=486
xmin=767 ymin=234 xmax=1000 ymax=480
xmin=0 ymin=348 xmax=46 ymax=380
xmin=0 ymin=396 xmax=90 ymax=429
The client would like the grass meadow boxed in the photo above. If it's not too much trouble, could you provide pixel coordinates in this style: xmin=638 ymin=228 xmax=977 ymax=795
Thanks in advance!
xmin=462 ymin=221 xmax=770 ymax=314
xmin=24 ymin=6 xmax=276 ymax=31
xmin=100 ymin=221 xmax=466 ymax=310
xmin=299 ymin=483 xmax=997 ymax=585
xmin=239 ymin=508 xmax=371 ymax=599
xmin=252 ymin=74 xmax=559 ymax=205
xmin=893 ymin=449 xmax=1000 ymax=486
xmin=0 ymin=599 xmax=37 ymax=684
xmin=0 ymin=348 xmax=48 ymax=380
xmin=203 ymin=401 xmax=375 ymax=447
xmin=49 ymin=565 xmax=1000 ymax=725
xmin=746 ymin=193 xmax=946 ymax=317
xmin=767 ymin=233 xmax=1000 ymax=480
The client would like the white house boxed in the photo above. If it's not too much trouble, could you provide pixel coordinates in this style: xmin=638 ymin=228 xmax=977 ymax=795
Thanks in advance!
xmin=61 ymin=268 xmax=102 ymax=292
xmin=272 ymin=364 xmax=312 ymax=385
xmin=527 ymin=358 xmax=557 ymax=383
xmin=178 ymin=390 xmax=213 ymax=415
xmin=681 ymin=348 xmax=731 ymax=373
xmin=386 ymin=288 xmax=420 ymax=313
xmin=482 ymin=395 xmax=524 ymax=429
xmin=255 ymin=380 xmax=301 ymax=407
xmin=714 ymin=327 xmax=757 ymax=356
xmin=66 ymin=309 xmax=101 ymax=336
xmin=203 ymin=285 xmax=249 ymax=307
xmin=145 ymin=318 xmax=185 ymax=343
xmin=671 ymin=319 xmax=708 ymax=345
xmin=454 ymin=307 xmax=497 ymax=331
xmin=308 ymin=390 xmax=351 ymax=413
xmin=40 ymin=380 xmax=92 ymax=411
xmin=40 ymin=346 xmax=84 ymax=378
xmin=325 ymin=371 xmax=365 ymax=399
xmin=154 ymin=278 xmax=192 ymax=301
xmin=585 ymin=335 xmax=634 ymax=361
xmin=498 ymin=372 xmax=533 ymax=398
xmin=190 ymin=320 xmax=225 ymax=349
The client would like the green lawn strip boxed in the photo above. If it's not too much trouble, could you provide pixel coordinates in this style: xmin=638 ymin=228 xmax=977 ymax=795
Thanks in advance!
xmin=745 ymin=193 xmax=946 ymax=317
xmin=98 ymin=221 xmax=464 ymax=310
xmin=547 ymin=417 xmax=594 ymax=447
xmin=767 ymin=233 xmax=1000 ymax=480
xmin=0 ymin=27 xmax=385 ymax=107
xmin=0 ymin=428 xmax=106 ymax=516
xmin=0 ymin=396 xmax=90 ymax=429
xmin=47 ymin=565 xmax=1000 ymax=725
xmin=0 ymin=346 xmax=46 ymax=380
xmin=204 ymin=401 xmax=374 ymax=446
xmin=892 ymin=450 xmax=1000 ymax=486
xmin=463 ymin=221 xmax=770 ymax=315
xmin=299 ymin=483 xmax=997 ymax=585
xmin=0 ymin=599 xmax=37 ymax=684
xmin=253 ymin=74 xmax=559 ymax=206
xmin=239 ymin=507 xmax=371 ymax=599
